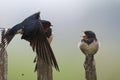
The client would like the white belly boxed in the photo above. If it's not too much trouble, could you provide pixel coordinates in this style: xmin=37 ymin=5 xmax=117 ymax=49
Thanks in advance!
xmin=79 ymin=40 xmax=99 ymax=55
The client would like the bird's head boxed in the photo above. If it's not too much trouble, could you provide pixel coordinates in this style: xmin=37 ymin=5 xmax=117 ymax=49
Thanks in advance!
xmin=41 ymin=20 xmax=53 ymax=32
xmin=82 ymin=31 xmax=97 ymax=40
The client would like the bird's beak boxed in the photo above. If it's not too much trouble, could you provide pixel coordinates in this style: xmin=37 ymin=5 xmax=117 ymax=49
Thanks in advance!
xmin=17 ymin=29 xmax=24 ymax=34
xmin=50 ymin=25 xmax=53 ymax=28
xmin=50 ymin=25 xmax=53 ymax=27
xmin=82 ymin=33 xmax=87 ymax=38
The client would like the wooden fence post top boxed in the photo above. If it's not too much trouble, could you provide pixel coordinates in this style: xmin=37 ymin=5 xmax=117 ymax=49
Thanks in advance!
xmin=0 ymin=29 xmax=8 ymax=80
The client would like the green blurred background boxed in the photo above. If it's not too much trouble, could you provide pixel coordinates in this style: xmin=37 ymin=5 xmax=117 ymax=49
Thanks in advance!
xmin=0 ymin=0 xmax=120 ymax=80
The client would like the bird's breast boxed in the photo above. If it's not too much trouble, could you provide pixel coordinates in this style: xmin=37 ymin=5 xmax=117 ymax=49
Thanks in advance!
xmin=80 ymin=40 xmax=99 ymax=55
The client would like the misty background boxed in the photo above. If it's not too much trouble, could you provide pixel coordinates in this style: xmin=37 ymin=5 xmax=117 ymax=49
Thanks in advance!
xmin=0 ymin=0 xmax=120 ymax=80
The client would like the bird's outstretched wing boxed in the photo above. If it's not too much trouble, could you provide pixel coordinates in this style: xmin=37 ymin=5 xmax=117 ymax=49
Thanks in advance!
xmin=2 ymin=29 xmax=15 ymax=46
xmin=0 ymin=29 xmax=15 ymax=55
xmin=2 ymin=23 xmax=23 ymax=47
xmin=28 ymin=21 xmax=59 ymax=71
xmin=0 ymin=23 xmax=24 ymax=54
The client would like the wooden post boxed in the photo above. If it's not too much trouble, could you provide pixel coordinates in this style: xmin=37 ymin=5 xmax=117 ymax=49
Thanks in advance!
xmin=0 ymin=29 xmax=8 ymax=80
xmin=37 ymin=58 xmax=52 ymax=80
xmin=84 ymin=54 xmax=97 ymax=80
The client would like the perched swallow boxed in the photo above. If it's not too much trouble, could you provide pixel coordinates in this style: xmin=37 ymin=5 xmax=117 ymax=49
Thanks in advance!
xmin=1 ymin=12 xmax=59 ymax=71
xmin=79 ymin=31 xmax=99 ymax=55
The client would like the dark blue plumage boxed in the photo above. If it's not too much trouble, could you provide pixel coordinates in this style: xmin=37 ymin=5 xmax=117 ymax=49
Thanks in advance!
xmin=2 ymin=12 xmax=59 ymax=71
xmin=7 ymin=23 xmax=23 ymax=35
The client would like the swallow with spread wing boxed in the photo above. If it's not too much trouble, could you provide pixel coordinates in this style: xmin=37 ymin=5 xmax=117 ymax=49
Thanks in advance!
xmin=1 ymin=12 xmax=59 ymax=71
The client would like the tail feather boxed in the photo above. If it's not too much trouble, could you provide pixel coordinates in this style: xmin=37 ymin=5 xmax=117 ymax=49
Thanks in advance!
xmin=30 ymin=37 xmax=59 ymax=71
xmin=42 ymin=41 xmax=49 ymax=64
xmin=45 ymin=40 xmax=59 ymax=71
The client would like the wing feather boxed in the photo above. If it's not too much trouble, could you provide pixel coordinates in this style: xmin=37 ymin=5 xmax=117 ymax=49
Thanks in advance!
xmin=30 ymin=21 xmax=59 ymax=71
xmin=41 ymin=41 xmax=48 ymax=64
xmin=0 ymin=29 xmax=15 ymax=55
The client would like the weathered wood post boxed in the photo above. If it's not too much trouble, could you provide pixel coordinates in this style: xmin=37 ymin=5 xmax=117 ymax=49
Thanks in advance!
xmin=84 ymin=54 xmax=97 ymax=80
xmin=36 ymin=58 xmax=52 ymax=80
xmin=0 ymin=29 xmax=8 ymax=80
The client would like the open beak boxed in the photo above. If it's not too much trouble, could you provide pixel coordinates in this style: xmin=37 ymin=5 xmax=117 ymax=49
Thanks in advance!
xmin=50 ymin=25 xmax=53 ymax=27
xmin=82 ymin=33 xmax=87 ymax=39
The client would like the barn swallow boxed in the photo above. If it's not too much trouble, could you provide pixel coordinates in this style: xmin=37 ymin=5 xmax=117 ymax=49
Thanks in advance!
xmin=79 ymin=31 xmax=99 ymax=55
xmin=1 ymin=12 xmax=59 ymax=71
